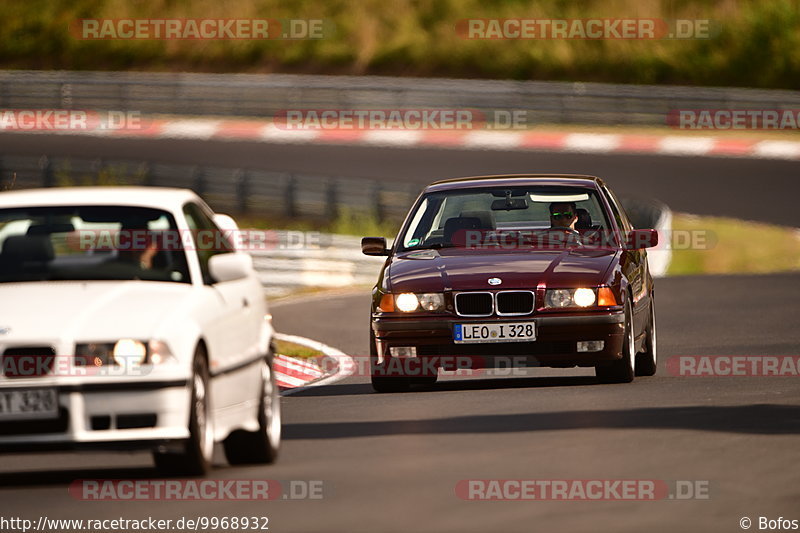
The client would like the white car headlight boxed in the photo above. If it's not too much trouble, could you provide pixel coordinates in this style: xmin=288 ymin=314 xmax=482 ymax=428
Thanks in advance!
xmin=545 ymin=288 xmax=597 ymax=308
xmin=113 ymin=339 xmax=148 ymax=365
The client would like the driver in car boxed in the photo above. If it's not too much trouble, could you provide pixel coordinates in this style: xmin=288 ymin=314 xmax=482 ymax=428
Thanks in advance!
xmin=545 ymin=201 xmax=583 ymax=247
xmin=549 ymin=201 xmax=578 ymax=230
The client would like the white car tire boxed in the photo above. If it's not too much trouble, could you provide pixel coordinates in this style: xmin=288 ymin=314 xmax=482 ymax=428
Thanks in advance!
xmin=153 ymin=347 xmax=214 ymax=475
xmin=223 ymin=356 xmax=281 ymax=465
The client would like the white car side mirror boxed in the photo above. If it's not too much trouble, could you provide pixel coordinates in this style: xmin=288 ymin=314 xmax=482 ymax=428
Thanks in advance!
xmin=213 ymin=213 xmax=239 ymax=231
xmin=208 ymin=252 xmax=253 ymax=283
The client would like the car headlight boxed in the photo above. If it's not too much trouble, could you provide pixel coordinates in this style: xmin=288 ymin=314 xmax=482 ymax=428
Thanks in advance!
xmin=113 ymin=339 xmax=148 ymax=365
xmin=573 ymin=288 xmax=596 ymax=307
xmin=418 ymin=293 xmax=446 ymax=311
xmin=75 ymin=339 xmax=174 ymax=366
xmin=395 ymin=293 xmax=420 ymax=312
xmin=75 ymin=342 xmax=116 ymax=367
xmin=383 ymin=293 xmax=446 ymax=313
xmin=148 ymin=340 xmax=177 ymax=365
xmin=545 ymin=288 xmax=597 ymax=308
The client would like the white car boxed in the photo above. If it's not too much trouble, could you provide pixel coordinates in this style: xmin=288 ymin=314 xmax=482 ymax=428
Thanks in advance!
xmin=0 ymin=187 xmax=280 ymax=474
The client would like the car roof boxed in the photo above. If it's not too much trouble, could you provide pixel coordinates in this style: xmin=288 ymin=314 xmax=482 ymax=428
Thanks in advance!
xmin=0 ymin=186 xmax=202 ymax=212
xmin=424 ymin=174 xmax=603 ymax=193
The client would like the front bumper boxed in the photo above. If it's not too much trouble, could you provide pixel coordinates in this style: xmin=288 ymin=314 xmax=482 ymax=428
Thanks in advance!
xmin=372 ymin=312 xmax=625 ymax=370
xmin=0 ymin=379 xmax=191 ymax=452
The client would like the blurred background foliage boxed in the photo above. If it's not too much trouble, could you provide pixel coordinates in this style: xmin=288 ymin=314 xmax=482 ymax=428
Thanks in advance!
xmin=0 ymin=0 xmax=798 ymax=88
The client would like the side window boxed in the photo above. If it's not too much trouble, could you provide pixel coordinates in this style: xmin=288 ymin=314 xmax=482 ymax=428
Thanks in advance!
xmin=182 ymin=203 xmax=232 ymax=284
xmin=602 ymin=186 xmax=632 ymax=234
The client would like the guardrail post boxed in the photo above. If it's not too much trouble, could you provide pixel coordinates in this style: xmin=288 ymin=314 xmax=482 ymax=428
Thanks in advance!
xmin=40 ymin=156 xmax=53 ymax=187
xmin=92 ymin=158 xmax=103 ymax=185
xmin=372 ymin=183 xmax=383 ymax=221
xmin=326 ymin=178 xmax=338 ymax=220
xmin=193 ymin=166 xmax=206 ymax=196
xmin=141 ymin=162 xmax=153 ymax=186
xmin=285 ymin=174 xmax=296 ymax=218
xmin=236 ymin=169 xmax=249 ymax=214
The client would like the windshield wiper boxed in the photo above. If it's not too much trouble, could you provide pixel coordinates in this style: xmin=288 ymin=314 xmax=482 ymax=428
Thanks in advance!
xmin=408 ymin=243 xmax=457 ymax=250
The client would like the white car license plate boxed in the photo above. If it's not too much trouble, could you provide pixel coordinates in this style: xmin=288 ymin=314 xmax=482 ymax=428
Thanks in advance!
xmin=454 ymin=322 xmax=536 ymax=344
xmin=0 ymin=388 xmax=58 ymax=420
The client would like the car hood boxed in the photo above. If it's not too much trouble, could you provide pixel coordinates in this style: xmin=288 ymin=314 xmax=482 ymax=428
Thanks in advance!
xmin=387 ymin=248 xmax=618 ymax=292
xmin=0 ymin=281 xmax=193 ymax=346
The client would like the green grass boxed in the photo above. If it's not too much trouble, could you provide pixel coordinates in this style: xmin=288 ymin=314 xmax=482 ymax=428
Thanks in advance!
xmin=274 ymin=338 xmax=323 ymax=359
xmin=1 ymin=0 xmax=799 ymax=88
xmin=668 ymin=213 xmax=800 ymax=275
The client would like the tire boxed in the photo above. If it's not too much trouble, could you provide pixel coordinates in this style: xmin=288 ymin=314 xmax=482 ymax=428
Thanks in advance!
xmin=635 ymin=294 xmax=657 ymax=377
xmin=369 ymin=330 xmax=412 ymax=393
xmin=595 ymin=297 xmax=635 ymax=384
xmin=224 ymin=357 xmax=281 ymax=465
xmin=414 ymin=374 xmax=438 ymax=386
xmin=153 ymin=348 xmax=214 ymax=475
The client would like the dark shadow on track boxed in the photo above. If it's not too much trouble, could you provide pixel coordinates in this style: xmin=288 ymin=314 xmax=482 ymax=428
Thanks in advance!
xmin=0 ymin=466 xmax=160 ymax=488
xmin=283 ymin=404 xmax=800 ymax=439
xmin=287 ymin=375 xmax=600 ymax=397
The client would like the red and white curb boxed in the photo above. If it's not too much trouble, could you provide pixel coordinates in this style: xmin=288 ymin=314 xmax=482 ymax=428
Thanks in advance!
xmin=4 ymin=117 xmax=800 ymax=160
xmin=273 ymin=332 xmax=353 ymax=395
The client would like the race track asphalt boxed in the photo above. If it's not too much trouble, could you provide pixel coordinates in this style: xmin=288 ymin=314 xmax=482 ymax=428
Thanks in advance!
xmin=0 ymin=132 xmax=798 ymax=533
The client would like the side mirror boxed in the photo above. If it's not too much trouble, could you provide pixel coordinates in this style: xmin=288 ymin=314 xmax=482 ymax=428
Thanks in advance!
xmin=209 ymin=252 xmax=253 ymax=283
xmin=362 ymin=237 xmax=389 ymax=256
xmin=626 ymin=229 xmax=659 ymax=250
xmin=212 ymin=214 xmax=242 ymax=251
xmin=213 ymin=214 xmax=239 ymax=231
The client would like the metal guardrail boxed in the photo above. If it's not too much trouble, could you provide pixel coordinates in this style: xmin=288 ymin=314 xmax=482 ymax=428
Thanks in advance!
xmin=0 ymin=153 xmax=421 ymax=223
xmin=2 ymin=70 xmax=799 ymax=125
xmin=0 ymin=154 xmax=672 ymax=294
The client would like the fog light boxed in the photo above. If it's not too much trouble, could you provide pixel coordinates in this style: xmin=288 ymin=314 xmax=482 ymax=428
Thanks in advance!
xmin=390 ymin=346 xmax=417 ymax=358
xmin=577 ymin=340 xmax=604 ymax=352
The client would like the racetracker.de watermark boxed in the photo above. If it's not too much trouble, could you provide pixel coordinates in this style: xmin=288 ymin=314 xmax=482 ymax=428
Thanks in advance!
xmin=456 ymin=18 xmax=713 ymax=39
xmin=274 ymin=109 xmax=530 ymax=130
xmin=442 ymin=228 xmax=713 ymax=251
xmin=455 ymin=479 xmax=710 ymax=500
xmin=0 ymin=110 xmax=142 ymax=131
xmin=69 ymin=229 xmax=325 ymax=252
xmin=69 ymin=479 xmax=326 ymax=500
xmin=667 ymin=356 xmax=800 ymax=377
xmin=72 ymin=19 xmax=329 ymax=40
xmin=668 ymin=109 xmax=800 ymax=130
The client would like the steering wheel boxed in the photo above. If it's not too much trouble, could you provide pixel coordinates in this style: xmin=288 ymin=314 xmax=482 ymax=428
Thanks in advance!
xmin=543 ymin=227 xmax=584 ymax=247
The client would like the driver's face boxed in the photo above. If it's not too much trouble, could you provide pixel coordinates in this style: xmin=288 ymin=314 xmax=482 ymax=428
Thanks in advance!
xmin=550 ymin=204 xmax=577 ymax=228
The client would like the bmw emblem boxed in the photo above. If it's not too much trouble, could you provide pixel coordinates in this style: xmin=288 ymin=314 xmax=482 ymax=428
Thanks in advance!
xmin=488 ymin=278 xmax=502 ymax=286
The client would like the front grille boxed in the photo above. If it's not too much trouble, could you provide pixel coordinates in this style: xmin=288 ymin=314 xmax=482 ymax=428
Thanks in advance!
xmin=496 ymin=291 xmax=535 ymax=316
xmin=1 ymin=347 xmax=57 ymax=378
xmin=455 ymin=292 xmax=493 ymax=316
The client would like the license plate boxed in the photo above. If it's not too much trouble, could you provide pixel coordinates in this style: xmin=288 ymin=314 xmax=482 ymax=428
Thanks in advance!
xmin=454 ymin=322 xmax=536 ymax=344
xmin=0 ymin=388 xmax=58 ymax=420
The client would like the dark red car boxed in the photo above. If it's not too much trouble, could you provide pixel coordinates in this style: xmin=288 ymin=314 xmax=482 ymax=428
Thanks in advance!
xmin=362 ymin=175 xmax=658 ymax=392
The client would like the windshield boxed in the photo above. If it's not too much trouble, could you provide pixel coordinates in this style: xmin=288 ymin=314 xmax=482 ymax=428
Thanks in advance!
xmin=0 ymin=206 xmax=190 ymax=283
xmin=398 ymin=185 xmax=614 ymax=252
